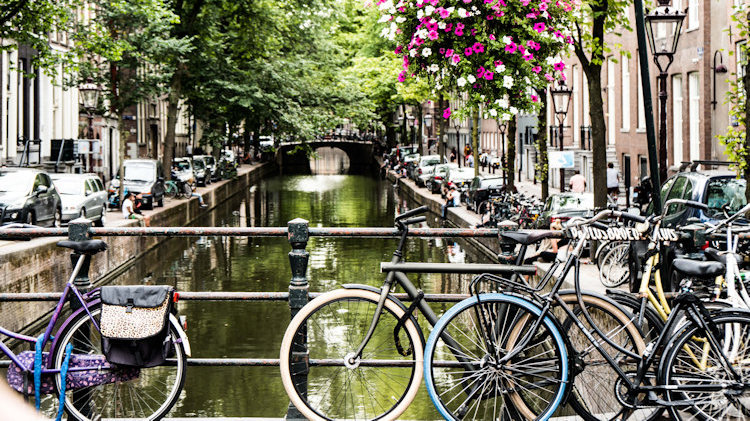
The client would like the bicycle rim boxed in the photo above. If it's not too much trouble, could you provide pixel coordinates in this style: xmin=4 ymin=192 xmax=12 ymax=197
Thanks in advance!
xmin=279 ymin=289 xmax=423 ymax=421
xmin=52 ymin=307 xmax=186 ymax=421
xmin=600 ymin=244 xmax=630 ymax=288
xmin=663 ymin=311 xmax=750 ymax=420
xmin=424 ymin=293 xmax=568 ymax=421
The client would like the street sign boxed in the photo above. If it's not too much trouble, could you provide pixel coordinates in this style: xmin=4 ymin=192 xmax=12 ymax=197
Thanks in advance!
xmin=549 ymin=151 xmax=575 ymax=169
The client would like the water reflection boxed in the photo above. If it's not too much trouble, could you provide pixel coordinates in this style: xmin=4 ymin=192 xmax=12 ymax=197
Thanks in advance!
xmin=118 ymin=163 xmax=488 ymax=418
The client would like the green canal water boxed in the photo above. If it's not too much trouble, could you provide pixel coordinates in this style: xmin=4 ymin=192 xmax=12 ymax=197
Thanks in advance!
xmin=136 ymin=151 xmax=482 ymax=418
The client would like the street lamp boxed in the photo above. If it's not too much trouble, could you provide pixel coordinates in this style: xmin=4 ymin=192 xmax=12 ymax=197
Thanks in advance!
xmin=424 ymin=113 xmax=433 ymax=153
xmin=406 ymin=115 xmax=416 ymax=146
xmin=498 ymin=122 xmax=507 ymax=181
xmin=645 ymin=0 xmax=685 ymax=181
xmin=550 ymin=80 xmax=572 ymax=192
xmin=78 ymin=77 xmax=100 ymax=139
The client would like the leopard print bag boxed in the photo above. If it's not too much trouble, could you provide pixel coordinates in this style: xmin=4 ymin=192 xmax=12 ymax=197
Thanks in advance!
xmin=99 ymin=285 xmax=174 ymax=368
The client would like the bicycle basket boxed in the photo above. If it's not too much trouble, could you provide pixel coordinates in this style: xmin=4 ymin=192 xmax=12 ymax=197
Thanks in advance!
xmin=100 ymin=285 xmax=173 ymax=368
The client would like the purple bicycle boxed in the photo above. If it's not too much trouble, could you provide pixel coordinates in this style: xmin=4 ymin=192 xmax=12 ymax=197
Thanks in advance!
xmin=2 ymin=239 xmax=189 ymax=421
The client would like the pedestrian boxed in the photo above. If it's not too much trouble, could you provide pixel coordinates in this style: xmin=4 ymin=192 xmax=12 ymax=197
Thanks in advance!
xmin=466 ymin=153 xmax=474 ymax=168
xmin=607 ymin=162 xmax=620 ymax=201
xmin=441 ymin=185 xmax=459 ymax=219
xmin=450 ymin=147 xmax=457 ymax=163
xmin=569 ymin=170 xmax=587 ymax=193
xmin=122 ymin=191 xmax=150 ymax=227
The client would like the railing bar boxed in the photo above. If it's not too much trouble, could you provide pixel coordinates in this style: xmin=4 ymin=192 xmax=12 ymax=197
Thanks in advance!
xmin=0 ymin=292 xmax=470 ymax=302
xmin=0 ymin=358 xmax=446 ymax=368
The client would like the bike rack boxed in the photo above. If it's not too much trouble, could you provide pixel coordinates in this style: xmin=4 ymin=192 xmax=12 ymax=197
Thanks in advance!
xmin=0 ymin=220 xmax=554 ymax=419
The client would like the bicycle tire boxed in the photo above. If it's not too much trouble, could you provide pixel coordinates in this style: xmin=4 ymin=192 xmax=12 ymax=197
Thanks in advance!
xmin=165 ymin=183 xmax=178 ymax=199
xmin=661 ymin=310 xmax=750 ymax=420
xmin=423 ymin=293 xmax=569 ymax=421
xmin=279 ymin=289 xmax=423 ymax=421
xmin=51 ymin=305 xmax=186 ymax=421
xmin=599 ymin=243 xmax=631 ymax=288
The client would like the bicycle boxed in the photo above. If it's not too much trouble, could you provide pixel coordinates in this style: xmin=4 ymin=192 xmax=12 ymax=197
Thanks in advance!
xmin=425 ymin=206 xmax=750 ymax=421
xmin=1 ymin=239 xmax=190 ymax=420
xmin=279 ymin=206 xmax=647 ymax=420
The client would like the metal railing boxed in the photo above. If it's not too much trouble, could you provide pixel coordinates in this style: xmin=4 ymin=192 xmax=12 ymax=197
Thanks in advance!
xmin=0 ymin=218 xmax=506 ymax=419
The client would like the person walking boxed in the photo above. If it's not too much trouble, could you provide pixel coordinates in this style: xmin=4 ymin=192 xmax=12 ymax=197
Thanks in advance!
xmin=607 ymin=162 xmax=620 ymax=202
xmin=569 ymin=170 xmax=586 ymax=193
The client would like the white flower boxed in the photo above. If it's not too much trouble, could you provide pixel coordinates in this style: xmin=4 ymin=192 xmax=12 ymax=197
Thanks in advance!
xmin=425 ymin=5 xmax=435 ymax=15
xmin=503 ymin=75 xmax=514 ymax=89
xmin=510 ymin=106 xmax=518 ymax=115
xmin=467 ymin=75 xmax=476 ymax=83
xmin=396 ymin=16 xmax=406 ymax=23
xmin=422 ymin=47 xmax=432 ymax=57
xmin=495 ymin=64 xmax=506 ymax=73
xmin=417 ymin=9 xmax=424 ymax=19
xmin=410 ymin=48 xmax=418 ymax=57
xmin=429 ymin=64 xmax=440 ymax=72
xmin=498 ymin=98 xmax=509 ymax=108
xmin=457 ymin=8 xmax=468 ymax=17
xmin=502 ymin=36 xmax=512 ymax=45
xmin=416 ymin=0 xmax=424 ymax=4
xmin=417 ymin=28 xmax=429 ymax=39
xmin=378 ymin=0 xmax=393 ymax=11
xmin=546 ymin=57 xmax=556 ymax=65
xmin=438 ymin=21 xmax=446 ymax=29
xmin=489 ymin=109 xmax=498 ymax=117
xmin=378 ymin=14 xmax=391 ymax=23
xmin=457 ymin=77 xmax=467 ymax=87
xmin=446 ymin=7 xmax=455 ymax=13
xmin=380 ymin=27 xmax=390 ymax=38
xmin=501 ymin=113 xmax=511 ymax=121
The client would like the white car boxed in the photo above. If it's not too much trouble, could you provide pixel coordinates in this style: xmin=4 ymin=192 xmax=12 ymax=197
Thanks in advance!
xmin=51 ymin=173 xmax=108 ymax=226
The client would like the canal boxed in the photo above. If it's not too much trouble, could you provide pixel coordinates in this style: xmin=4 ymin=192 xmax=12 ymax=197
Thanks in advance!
xmin=121 ymin=148 xmax=479 ymax=419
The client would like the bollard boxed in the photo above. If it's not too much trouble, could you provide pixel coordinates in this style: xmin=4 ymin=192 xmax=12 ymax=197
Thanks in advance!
xmin=286 ymin=218 xmax=309 ymax=420
xmin=68 ymin=218 xmax=93 ymax=308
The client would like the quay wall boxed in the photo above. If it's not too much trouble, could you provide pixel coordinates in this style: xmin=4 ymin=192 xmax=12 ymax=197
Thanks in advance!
xmin=0 ymin=163 xmax=276 ymax=333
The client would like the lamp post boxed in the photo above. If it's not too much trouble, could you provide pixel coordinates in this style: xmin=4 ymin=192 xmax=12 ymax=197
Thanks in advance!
xmin=78 ymin=77 xmax=100 ymax=173
xmin=406 ymin=115 xmax=415 ymax=147
xmin=550 ymin=80 xmax=572 ymax=192
xmin=498 ymin=122 xmax=507 ymax=182
xmin=712 ymin=50 xmax=728 ymax=110
xmin=645 ymin=0 xmax=685 ymax=182
xmin=453 ymin=121 xmax=462 ymax=166
xmin=424 ymin=113 xmax=433 ymax=153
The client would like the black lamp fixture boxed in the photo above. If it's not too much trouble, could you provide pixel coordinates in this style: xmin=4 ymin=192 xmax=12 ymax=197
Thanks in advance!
xmin=498 ymin=121 xmax=507 ymax=181
xmin=712 ymin=50 xmax=728 ymax=110
xmin=550 ymin=79 xmax=572 ymax=192
xmin=78 ymin=77 xmax=101 ymax=141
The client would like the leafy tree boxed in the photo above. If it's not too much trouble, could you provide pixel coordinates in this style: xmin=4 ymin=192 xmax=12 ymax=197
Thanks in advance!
xmin=569 ymin=0 xmax=630 ymax=207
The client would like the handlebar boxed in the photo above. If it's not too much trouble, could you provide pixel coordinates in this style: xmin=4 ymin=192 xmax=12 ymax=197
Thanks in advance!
xmin=705 ymin=202 xmax=750 ymax=234
xmin=663 ymin=198 xmax=708 ymax=213
xmin=402 ymin=216 xmax=426 ymax=226
xmin=395 ymin=206 xmax=429 ymax=222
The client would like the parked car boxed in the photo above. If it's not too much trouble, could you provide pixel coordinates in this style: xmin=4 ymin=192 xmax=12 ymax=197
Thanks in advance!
xmin=108 ymin=159 xmax=166 ymax=210
xmin=0 ymin=169 xmax=61 ymax=226
xmin=649 ymin=170 xmax=747 ymax=227
xmin=193 ymin=155 xmax=218 ymax=182
xmin=172 ymin=157 xmax=195 ymax=183
xmin=534 ymin=192 xmax=594 ymax=228
xmin=402 ymin=153 xmax=420 ymax=173
xmin=410 ymin=155 xmax=441 ymax=185
xmin=427 ymin=163 xmax=459 ymax=194
xmin=440 ymin=167 xmax=475 ymax=199
xmin=466 ymin=176 xmax=505 ymax=212
xmin=191 ymin=157 xmax=210 ymax=186
xmin=51 ymin=173 xmax=108 ymax=226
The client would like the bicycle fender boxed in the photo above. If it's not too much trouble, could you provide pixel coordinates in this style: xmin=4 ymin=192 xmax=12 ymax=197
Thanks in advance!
xmin=342 ymin=284 xmax=426 ymax=346
xmin=170 ymin=314 xmax=191 ymax=357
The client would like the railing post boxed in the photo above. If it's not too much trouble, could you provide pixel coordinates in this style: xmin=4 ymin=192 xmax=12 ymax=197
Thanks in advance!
xmin=286 ymin=218 xmax=309 ymax=420
xmin=68 ymin=218 xmax=93 ymax=309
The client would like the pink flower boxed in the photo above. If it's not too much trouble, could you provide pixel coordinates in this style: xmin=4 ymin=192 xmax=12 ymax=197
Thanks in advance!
xmin=395 ymin=46 xmax=403 ymax=55
xmin=477 ymin=66 xmax=486 ymax=77
xmin=445 ymin=48 xmax=454 ymax=57
xmin=456 ymin=23 xmax=465 ymax=30
xmin=533 ymin=22 xmax=546 ymax=33
xmin=428 ymin=30 xmax=439 ymax=40
xmin=437 ymin=7 xmax=450 ymax=18
xmin=523 ymin=53 xmax=534 ymax=61
xmin=452 ymin=55 xmax=461 ymax=64
xmin=484 ymin=72 xmax=494 ymax=80
xmin=414 ymin=37 xmax=424 ymax=46
xmin=539 ymin=2 xmax=548 ymax=11
xmin=554 ymin=30 xmax=563 ymax=38
xmin=544 ymin=73 xmax=554 ymax=81
xmin=489 ymin=34 xmax=496 ymax=40
xmin=526 ymin=12 xmax=537 ymax=18
xmin=532 ymin=65 xmax=542 ymax=73
xmin=470 ymin=28 xmax=477 ymax=36
xmin=473 ymin=42 xmax=485 ymax=53
xmin=443 ymin=108 xmax=451 ymax=119
xmin=504 ymin=42 xmax=517 ymax=53
xmin=527 ymin=40 xmax=541 ymax=51
xmin=521 ymin=0 xmax=531 ymax=5
xmin=554 ymin=61 xmax=566 ymax=71
xmin=398 ymin=71 xmax=406 ymax=83
xmin=464 ymin=47 xmax=473 ymax=56
xmin=455 ymin=28 xmax=464 ymax=36
xmin=531 ymin=94 xmax=539 ymax=102
xmin=444 ymin=23 xmax=453 ymax=32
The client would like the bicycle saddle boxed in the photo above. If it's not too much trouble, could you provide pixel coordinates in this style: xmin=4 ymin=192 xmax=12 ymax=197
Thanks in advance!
xmin=501 ymin=230 xmax=558 ymax=246
xmin=703 ymin=247 xmax=743 ymax=266
xmin=56 ymin=240 xmax=108 ymax=255
xmin=672 ymin=258 xmax=724 ymax=279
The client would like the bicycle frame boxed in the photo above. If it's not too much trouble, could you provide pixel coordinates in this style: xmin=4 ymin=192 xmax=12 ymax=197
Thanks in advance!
xmin=0 ymin=254 xmax=101 ymax=375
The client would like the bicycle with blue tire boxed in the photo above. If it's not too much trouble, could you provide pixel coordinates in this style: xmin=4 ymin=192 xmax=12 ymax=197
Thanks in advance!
xmin=279 ymin=206 xmax=651 ymax=420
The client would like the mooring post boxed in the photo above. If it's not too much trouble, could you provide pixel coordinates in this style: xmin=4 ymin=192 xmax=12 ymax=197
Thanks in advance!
xmin=286 ymin=218 xmax=309 ymax=420
xmin=68 ymin=218 xmax=93 ymax=308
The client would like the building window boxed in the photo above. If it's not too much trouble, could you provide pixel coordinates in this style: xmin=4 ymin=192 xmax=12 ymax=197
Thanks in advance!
xmin=607 ymin=56 xmax=615 ymax=145
xmin=573 ymin=64 xmax=580 ymax=146
xmin=672 ymin=74 xmax=683 ymax=166
xmin=637 ymin=53 xmax=645 ymax=130
xmin=688 ymin=72 xmax=700 ymax=160
xmin=687 ymin=0 xmax=698 ymax=30
xmin=639 ymin=155 xmax=648 ymax=180
xmin=737 ymin=41 xmax=747 ymax=81
xmin=621 ymin=55 xmax=630 ymax=131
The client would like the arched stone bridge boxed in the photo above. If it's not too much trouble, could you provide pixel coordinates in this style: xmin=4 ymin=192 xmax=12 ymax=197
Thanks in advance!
xmin=275 ymin=139 xmax=375 ymax=174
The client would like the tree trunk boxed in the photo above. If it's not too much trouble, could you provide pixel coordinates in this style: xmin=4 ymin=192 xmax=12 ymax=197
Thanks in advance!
xmin=401 ymin=103 xmax=407 ymax=145
xmin=416 ymin=104 xmax=424 ymax=155
xmin=438 ymin=98 xmax=446 ymax=163
xmin=507 ymin=117 xmax=516 ymax=190
xmin=586 ymin=65 xmax=608 ymax=208
xmin=472 ymin=108 xmax=479 ymax=177
xmin=743 ymin=60 xmax=750 ymax=203
xmin=118 ymin=114 xmax=128 ymax=207
xmin=163 ymin=76 xmax=180 ymax=173
xmin=538 ymin=96 xmax=549 ymax=200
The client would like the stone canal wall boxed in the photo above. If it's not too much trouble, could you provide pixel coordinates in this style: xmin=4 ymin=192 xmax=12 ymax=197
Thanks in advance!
xmin=0 ymin=163 xmax=276 ymax=333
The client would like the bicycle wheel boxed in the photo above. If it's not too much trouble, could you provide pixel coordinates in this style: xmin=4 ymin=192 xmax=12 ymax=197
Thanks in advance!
xmin=164 ymin=182 xmax=177 ymax=199
xmin=52 ymin=305 xmax=186 ymax=421
xmin=424 ymin=293 xmax=568 ymax=421
xmin=279 ymin=288 xmax=423 ymax=421
xmin=599 ymin=243 xmax=631 ymax=288
xmin=662 ymin=311 xmax=750 ymax=420
xmin=553 ymin=292 xmax=663 ymax=421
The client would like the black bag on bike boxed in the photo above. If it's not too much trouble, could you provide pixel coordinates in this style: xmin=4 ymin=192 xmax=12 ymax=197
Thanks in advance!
xmin=99 ymin=286 xmax=174 ymax=368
